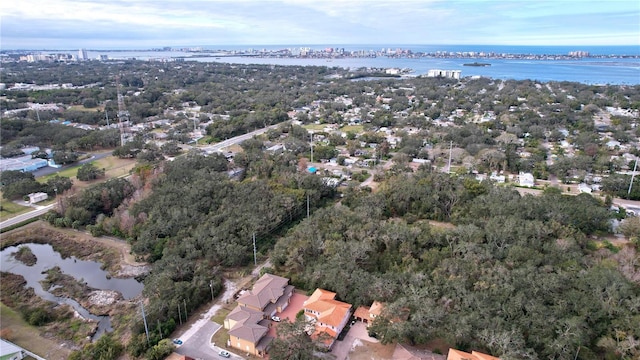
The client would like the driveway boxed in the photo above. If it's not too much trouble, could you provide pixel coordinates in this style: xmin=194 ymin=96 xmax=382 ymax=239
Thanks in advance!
xmin=330 ymin=322 xmax=378 ymax=360
xmin=267 ymin=292 xmax=309 ymax=338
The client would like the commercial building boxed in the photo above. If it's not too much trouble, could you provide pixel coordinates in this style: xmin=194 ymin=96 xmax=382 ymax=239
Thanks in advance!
xmin=426 ymin=69 xmax=461 ymax=79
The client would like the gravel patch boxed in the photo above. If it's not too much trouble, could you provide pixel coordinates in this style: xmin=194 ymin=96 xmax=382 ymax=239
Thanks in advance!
xmin=117 ymin=264 xmax=150 ymax=277
xmin=88 ymin=290 xmax=120 ymax=306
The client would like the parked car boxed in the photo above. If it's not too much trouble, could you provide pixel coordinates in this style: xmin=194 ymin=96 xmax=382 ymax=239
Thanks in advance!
xmin=172 ymin=338 xmax=183 ymax=345
xmin=271 ymin=316 xmax=281 ymax=322
xmin=219 ymin=350 xmax=231 ymax=358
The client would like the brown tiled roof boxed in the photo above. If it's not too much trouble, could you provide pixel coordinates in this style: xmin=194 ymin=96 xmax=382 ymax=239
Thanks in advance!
xmin=237 ymin=273 xmax=289 ymax=311
xmin=228 ymin=321 xmax=268 ymax=343
xmin=226 ymin=306 xmax=268 ymax=343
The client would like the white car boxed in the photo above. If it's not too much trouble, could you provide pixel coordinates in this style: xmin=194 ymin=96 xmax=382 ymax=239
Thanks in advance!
xmin=271 ymin=316 xmax=281 ymax=322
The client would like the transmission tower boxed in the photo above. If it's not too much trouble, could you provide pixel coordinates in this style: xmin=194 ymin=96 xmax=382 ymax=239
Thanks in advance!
xmin=115 ymin=75 xmax=131 ymax=146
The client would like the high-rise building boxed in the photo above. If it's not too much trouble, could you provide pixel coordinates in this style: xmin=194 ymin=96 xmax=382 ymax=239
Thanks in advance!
xmin=78 ymin=49 xmax=88 ymax=61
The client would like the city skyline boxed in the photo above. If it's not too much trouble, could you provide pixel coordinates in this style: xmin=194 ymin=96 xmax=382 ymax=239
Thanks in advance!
xmin=1 ymin=0 xmax=639 ymax=49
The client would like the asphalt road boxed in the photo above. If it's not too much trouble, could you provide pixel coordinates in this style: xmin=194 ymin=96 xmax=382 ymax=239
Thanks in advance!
xmin=0 ymin=204 xmax=55 ymax=230
xmin=175 ymin=321 xmax=225 ymax=360
xmin=200 ymin=123 xmax=284 ymax=153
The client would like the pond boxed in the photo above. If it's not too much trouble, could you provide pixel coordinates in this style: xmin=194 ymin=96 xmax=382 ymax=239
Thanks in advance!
xmin=0 ymin=243 xmax=144 ymax=340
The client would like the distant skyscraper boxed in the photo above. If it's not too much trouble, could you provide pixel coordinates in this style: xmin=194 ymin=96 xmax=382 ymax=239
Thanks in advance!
xmin=78 ymin=49 xmax=88 ymax=61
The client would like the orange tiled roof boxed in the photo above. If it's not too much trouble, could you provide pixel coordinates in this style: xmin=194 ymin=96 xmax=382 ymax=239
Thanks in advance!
xmin=303 ymin=289 xmax=352 ymax=328
xmin=370 ymin=301 xmax=385 ymax=316
xmin=447 ymin=349 xmax=501 ymax=360
xmin=471 ymin=351 xmax=501 ymax=360
xmin=354 ymin=305 xmax=371 ymax=320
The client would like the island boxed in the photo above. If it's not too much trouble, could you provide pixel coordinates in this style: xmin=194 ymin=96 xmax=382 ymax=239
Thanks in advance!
xmin=463 ymin=62 xmax=491 ymax=66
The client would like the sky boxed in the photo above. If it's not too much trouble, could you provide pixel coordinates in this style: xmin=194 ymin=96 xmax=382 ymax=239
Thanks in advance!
xmin=1 ymin=0 xmax=639 ymax=49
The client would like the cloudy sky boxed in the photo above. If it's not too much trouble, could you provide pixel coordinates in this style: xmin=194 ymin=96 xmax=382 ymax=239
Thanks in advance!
xmin=1 ymin=0 xmax=638 ymax=49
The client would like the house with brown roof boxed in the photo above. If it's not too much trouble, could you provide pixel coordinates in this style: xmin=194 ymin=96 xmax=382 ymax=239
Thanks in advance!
xmin=354 ymin=300 xmax=385 ymax=326
xmin=447 ymin=348 xmax=501 ymax=360
xmin=302 ymin=288 xmax=352 ymax=349
xmin=223 ymin=273 xmax=294 ymax=357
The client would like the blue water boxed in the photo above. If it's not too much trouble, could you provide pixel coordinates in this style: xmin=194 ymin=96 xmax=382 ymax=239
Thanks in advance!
xmin=198 ymin=44 xmax=640 ymax=56
xmin=83 ymin=45 xmax=640 ymax=85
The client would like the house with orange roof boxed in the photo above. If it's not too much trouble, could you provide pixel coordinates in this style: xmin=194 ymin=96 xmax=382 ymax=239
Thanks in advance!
xmin=302 ymin=288 xmax=352 ymax=349
xmin=447 ymin=348 xmax=501 ymax=360
xmin=354 ymin=300 xmax=385 ymax=326
xmin=223 ymin=273 xmax=294 ymax=357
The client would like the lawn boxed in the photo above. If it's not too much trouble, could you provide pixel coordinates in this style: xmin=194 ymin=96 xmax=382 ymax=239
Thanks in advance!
xmin=0 ymin=196 xmax=30 ymax=222
xmin=211 ymin=307 xmax=233 ymax=351
xmin=303 ymin=124 xmax=327 ymax=131
xmin=38 ymin=166 xmax=80 ymax=182
xmin=38 ymin=155 xmax=136 ymax=185
xmin=341 ymin=125 xmax=364 ymax=133
xmin=0 ymin=303 xmax=72 ymax=359
xmin=210 ymin=305 xmax=233 ymax=325
xmin=67 ymin=105 xmax=104 ymax=112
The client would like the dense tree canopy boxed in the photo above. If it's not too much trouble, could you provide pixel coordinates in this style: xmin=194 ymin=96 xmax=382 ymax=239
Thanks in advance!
xmin=273 ymin=171 xmax=638 ymax=359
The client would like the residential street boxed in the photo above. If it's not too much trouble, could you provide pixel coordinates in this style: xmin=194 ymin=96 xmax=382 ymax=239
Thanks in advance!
xmin=173 ymin=261 xmax=271 ymax=360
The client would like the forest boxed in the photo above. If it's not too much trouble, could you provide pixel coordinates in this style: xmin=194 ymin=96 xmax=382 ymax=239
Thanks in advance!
xmin=273 ymin=171 xmax=639 ymax=359
xmin=43 ymin=147 xmax=335 ymax=358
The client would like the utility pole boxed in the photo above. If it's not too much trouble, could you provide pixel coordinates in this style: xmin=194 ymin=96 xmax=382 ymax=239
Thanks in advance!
xmin=629 ymin=157 xmax=638 ymax=196
xmin=252 ymin=233 xmax=257 ymax=266
xmin=183 ymin=299 xmax=188 ymax=319
xmin=307 ymin=194 xmax=310 ymax=218
xmin=115 ymin=75 xmax=130 ymax=147
xmin=310 ymin=133 xmax=314 ymax=163
xmin=140 ymin=302 xmax=150 ymax=345
xmin=209 ymin=280 xmax=215 ymax=301
xmin=447 ymin=141 xmax=453 ymax=174
xmin=178 ymin=304 xmax=182 ymax=325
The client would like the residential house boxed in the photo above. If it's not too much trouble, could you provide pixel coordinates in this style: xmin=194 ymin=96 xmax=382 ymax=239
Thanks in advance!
xmin=519 ymin=172 xmax=535 ymax=187
xmin=303 ymin=289 xmax=352 ymax=349
xmin=447 ymin=349 xmax=500 ymax=360
xmin=224 ymin=273 xmax=294 ymax=357
xmin=354 ymin=301 xmax=385 ymax=326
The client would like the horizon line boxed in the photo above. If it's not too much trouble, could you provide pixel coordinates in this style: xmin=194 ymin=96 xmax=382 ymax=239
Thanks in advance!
xmin=4 ymin=43 xmax=640 ymax=51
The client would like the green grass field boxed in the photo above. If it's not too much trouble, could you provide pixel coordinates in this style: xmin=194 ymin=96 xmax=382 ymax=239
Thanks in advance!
xmin=38 ymin=166 xmax=80 ymax=182
xmin=0 ymin=303 xmax=72 ymax=359
xmin=38 ymin=154 xmax=135 ymax=184
xmin=0 ymin=197 xmax=30 ymax=221
xmin=67 ymin=105 xmax=103 ymax=112
xmin=340 ymin=125 xmax=364 ymax=133
xmin=302 ymin=124 xmax=327 ymax=131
